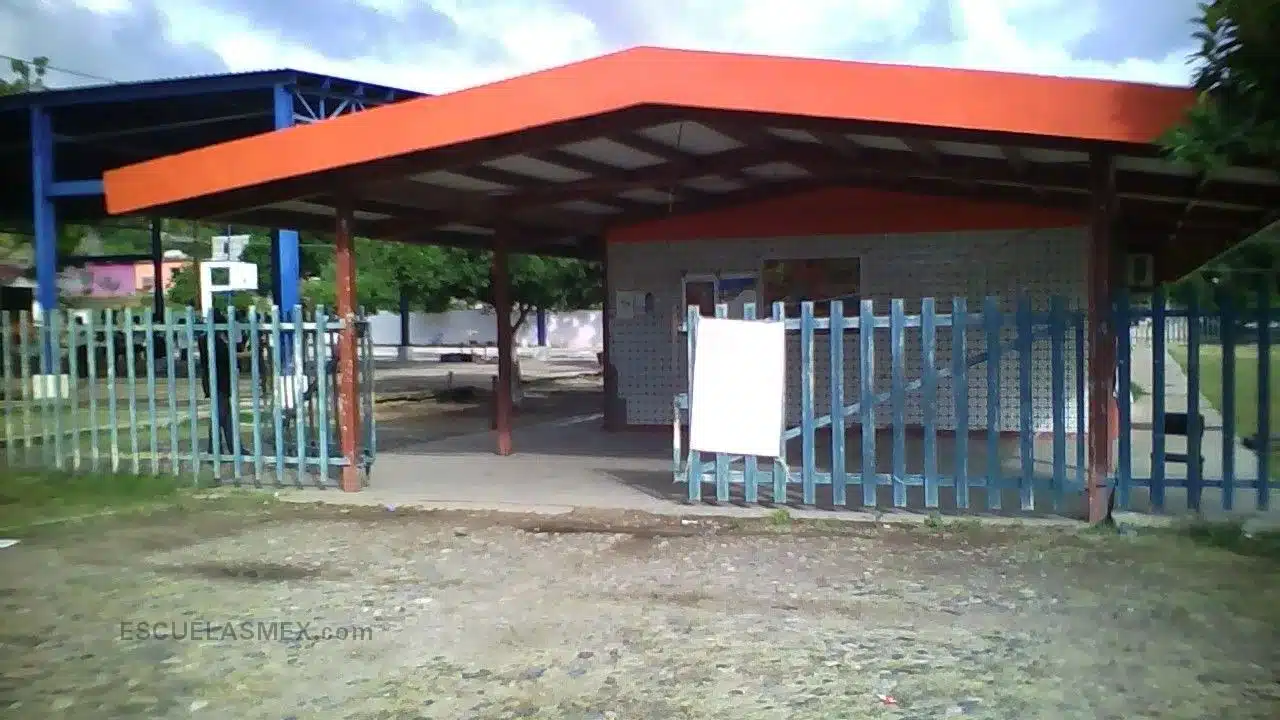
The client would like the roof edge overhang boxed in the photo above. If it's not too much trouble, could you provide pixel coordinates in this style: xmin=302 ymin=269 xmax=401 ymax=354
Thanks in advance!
xmin=102 ymin=46 xmax=1198 ymax=218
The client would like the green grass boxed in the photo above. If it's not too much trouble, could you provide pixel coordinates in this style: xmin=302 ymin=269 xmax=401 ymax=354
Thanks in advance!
xmin=1169 ymin=343 xmax=1280 ymax=475
xmin=0 ymin=467 xmax=205 ymax=531
xmin=1180 ymin=521 xmax=1280 ymax=563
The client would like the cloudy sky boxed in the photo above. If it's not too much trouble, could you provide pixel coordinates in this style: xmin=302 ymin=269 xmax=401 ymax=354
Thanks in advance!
xmin=0 ymin=0 xmax=1204 ymax=93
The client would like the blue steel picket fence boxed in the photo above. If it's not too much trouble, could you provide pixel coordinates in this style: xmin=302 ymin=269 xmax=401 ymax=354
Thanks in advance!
xmin=0 ymin=306 xmax=376 ymax=487
xmin=1116 ymin=287 xmax=1274 ymax=514
xmin=673 ymin=291 xmax=1277 ymax=515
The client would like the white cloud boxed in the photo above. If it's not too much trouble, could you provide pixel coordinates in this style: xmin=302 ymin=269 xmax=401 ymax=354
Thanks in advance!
xmin=43 ymin=0 xmax=1198 ymax=93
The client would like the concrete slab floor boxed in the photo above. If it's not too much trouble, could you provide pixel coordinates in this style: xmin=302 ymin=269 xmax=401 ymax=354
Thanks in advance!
xmin=278 ymin=413 xmax=1279 ymax=529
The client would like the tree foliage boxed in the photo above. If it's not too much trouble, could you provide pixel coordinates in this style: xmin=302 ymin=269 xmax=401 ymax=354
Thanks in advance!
xmin=1164 ymin=0 xmax=1280 ymax=169
xmin=301 ymin=242 xmax=602 ymax=323
xmin=0 ymin=56 xmax=47 ymax=95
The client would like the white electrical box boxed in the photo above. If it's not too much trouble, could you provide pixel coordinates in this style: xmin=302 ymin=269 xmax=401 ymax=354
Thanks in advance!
xmin=200 ymin=260 xmax=258 ymax=312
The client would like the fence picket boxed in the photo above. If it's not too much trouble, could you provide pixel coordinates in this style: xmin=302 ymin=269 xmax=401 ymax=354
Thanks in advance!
xmin=983 ymin=297 xmax=1002 ymax=511
xmin=2 ymin=312 xmax=13 ymax=466
xmin=890 ymin=299 xmax=907 ymax=508
xmin=184 ymin=307 xmax=199 ymax=482
xmin=105 ymin=309 xmax=120 ymax=473
xmin=143 ymin=309 xmax=159 ymax=475
xmin=67 ymin=313 xmax=80 ymax=471
xmin=952 ymin=298 xmax=970 ymax=509
xmin=1258 ymin=278 xmax=1272 ymax=511
xmin=1016 ymin=294 xmax=1034 ymax=512
xmin=228 ymin=309 xmax=243 ymax=481
xmin=799 ymin=301 xmax=817 ymax=506
xmin=164 ymin=312 xmax=179 ymax=475
xmin=316 ymin=308 xmax=332 ymax=486
xmin=685 ymin=306 xmax=701 ymax=503
xmin=1115 ymin=292 xmax=1132 ymax=509
xmin=1220 ymin=294 xmax=1236 ymax=511
xmin=48 ymin=312 xmax=63 ymax=469
xmin=292 ymin=306 xmax=307 ymax=486
xmin=1186 ymin=296 xmax=1203 ymax=511
xmin=85 ymin=312 xmax=100 ymax=471
xmin=829 ymin=300 xmax=846 ymax=507
xmin=744 ymin=302 xmax=761 ymax=504
xmin=123 ymin=309 xmax=140 ymax=474
xmin=249 ymin=308 xmax=265 ymax=482
xmin=1150 ymin=290 xmax=1167 ymax=510
xmin=18 ymin=311 xmax=32 ymax=466
xmin=1074 ymin=312 xmax=1085 ymax=496
xmin=1049 ymin=296 xmax=1067 ymax=511
xmin=204 ymin=309 xmax=221 ymax=479
xmin=770 ymin=302 xmax=788 ymax=504
xmin=859 ymin=299 xmax=877 ymax=508
xmin=920 ymin=298 xmax=939 ymax=508
xmin=36 ymin=311 xmax=53 ymax=467
xmin=271 ymin=308 xmax=286 ymax=487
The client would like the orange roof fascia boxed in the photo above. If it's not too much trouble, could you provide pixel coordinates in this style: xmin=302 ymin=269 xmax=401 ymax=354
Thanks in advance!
xmin=103 ymin=47 xmax=1196 ymax=216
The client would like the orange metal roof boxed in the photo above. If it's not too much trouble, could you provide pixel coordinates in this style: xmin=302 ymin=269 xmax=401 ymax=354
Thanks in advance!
xmin=103 ymin=46 xmax=1196 ymax=216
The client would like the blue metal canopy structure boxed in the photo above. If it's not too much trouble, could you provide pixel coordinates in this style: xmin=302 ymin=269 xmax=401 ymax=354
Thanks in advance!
xmin=0 ymin=68 xmax=422 ymax=314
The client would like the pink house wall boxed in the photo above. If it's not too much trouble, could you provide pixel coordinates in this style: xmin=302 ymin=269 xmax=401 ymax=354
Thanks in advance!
xmin=68 ymin=260 xmax=190 ymax=298
xmin=133 ymin=260 xmax=187 ymax=293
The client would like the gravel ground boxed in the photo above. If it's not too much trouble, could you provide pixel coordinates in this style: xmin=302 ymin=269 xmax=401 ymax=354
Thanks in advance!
xmin=1 ymin=503 xmax=1278 ymax=719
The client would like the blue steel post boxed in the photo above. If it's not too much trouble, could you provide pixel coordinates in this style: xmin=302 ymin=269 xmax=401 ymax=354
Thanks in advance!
xmin=272 ymin=84 xmax=301 ymax=374
xmin=29 ymin=105 xmax=58 ymax=371
xmin=536 ymin=309 xmax=548 ymax=346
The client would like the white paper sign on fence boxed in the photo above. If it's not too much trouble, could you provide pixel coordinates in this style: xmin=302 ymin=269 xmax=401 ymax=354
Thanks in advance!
xmin=688 ymin=317 xmax=786 ymax=458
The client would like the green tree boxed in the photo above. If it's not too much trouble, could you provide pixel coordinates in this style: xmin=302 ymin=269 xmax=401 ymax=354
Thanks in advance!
xmin=239 ymin=231 xmax=335 ymax=299
xmin=1162 ymin=2 xmax=1280 ymax=305
xmin=303 ymin=240 xmax=456 ymax=313
xmin=1164 ymin=0 xmax=1280 ymax=169
xmin=165 ymin=265 xmax=200 ymax=308
xmin=437 ymin=248 xmax=602 ymax=406
xmin=440 ymin=249 xmax=603 ymax=331
xmin=0 ymin=56 xmax=47 ymax=94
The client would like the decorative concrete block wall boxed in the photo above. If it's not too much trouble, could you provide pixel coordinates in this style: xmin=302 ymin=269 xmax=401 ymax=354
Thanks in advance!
xmin=606 ymin=227 xmax=1091 ymax=432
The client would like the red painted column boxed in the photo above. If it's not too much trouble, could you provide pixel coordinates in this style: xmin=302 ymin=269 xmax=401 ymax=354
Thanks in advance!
xmin=333 ymin=199 xmax=362 ymax=491
xmin=492 ymin=232 xmax=515 ymax=456
xmin=1086 ymin=153 xmax=1117 ymax=522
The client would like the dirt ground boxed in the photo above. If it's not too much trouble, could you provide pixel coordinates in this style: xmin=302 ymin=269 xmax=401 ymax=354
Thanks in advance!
xmin=1 ymin=503 xmax=1277 ymax=720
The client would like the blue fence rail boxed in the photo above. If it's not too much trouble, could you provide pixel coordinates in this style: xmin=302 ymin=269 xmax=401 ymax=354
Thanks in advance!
xmin=673 ymin=291 xmax=1276 ymax=516
xmin=1 ymin=306 xmax=375 ymax=487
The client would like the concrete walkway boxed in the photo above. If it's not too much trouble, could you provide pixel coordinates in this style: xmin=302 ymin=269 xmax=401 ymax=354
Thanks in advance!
xmin=278 ymin=343 xmax=1278 ymax=526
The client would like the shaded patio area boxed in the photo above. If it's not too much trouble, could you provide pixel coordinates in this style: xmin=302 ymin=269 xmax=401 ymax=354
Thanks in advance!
xmin=366 ymin=410 xmax=1269 ymax=520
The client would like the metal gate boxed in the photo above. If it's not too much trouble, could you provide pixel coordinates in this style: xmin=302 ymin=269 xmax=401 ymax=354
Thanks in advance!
xmin=673 ymin=296 xmax=1089 ymax=513
xmin=675 ymin=291 xmax=1279 ymax=515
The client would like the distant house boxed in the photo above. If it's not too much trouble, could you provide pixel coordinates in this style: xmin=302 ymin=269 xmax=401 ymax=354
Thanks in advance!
xmin=60 ymin=251 xmax=191 ymax=299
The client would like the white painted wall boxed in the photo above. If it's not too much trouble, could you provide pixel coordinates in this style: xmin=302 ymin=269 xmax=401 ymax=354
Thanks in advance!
xmin=607 ymin=227 xmax=1092 ymax=431
xmin=366 ymin=308 xmax=603 ymax=349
